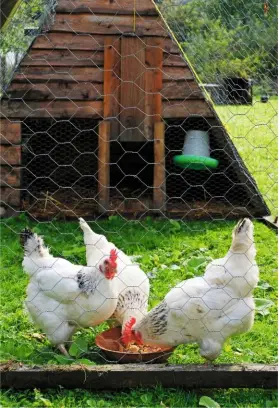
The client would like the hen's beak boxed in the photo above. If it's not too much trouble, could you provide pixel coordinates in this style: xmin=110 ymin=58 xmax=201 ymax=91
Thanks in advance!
xmin=133 ymin=330 xmax=143 ymax=345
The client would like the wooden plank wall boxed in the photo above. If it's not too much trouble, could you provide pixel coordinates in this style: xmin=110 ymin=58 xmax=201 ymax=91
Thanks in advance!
xmin=1 ymin=0 xmax=213 ymax=121
xmin=0 ymin=120 xmax=21 ymax=209
xmin=0 ymin=0 xmax=215 ymax=215
xmin=120 ymin=37 xmax=146 ymax=141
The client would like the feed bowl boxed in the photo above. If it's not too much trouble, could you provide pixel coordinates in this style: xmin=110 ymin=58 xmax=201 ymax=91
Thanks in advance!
xmin=95 ymin=327 xmax=174 ymax=363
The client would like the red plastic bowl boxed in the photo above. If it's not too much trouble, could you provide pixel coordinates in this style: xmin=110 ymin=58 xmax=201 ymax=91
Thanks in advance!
xmin=95 ymin=327 xmax=174 ymax=364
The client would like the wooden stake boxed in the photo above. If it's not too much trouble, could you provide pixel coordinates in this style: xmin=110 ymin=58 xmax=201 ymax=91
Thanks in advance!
xmin=98 ymin=121 xmax=110 ymax=213
xmin=145 ymin=38 xmax=163 ymax=139
xmin=153 ymin=121 xmax=166 ymax=212
xmin=104 ymin=37 xmax=120 ymax=139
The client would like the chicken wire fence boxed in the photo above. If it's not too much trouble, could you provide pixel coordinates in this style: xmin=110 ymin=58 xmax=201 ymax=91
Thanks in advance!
xmin=0 ymin=0 xmax=277 ymax=368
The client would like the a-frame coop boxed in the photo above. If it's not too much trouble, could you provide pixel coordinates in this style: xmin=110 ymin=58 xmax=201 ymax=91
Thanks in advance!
xmin=0 ymin=0 xmax=269 ymax=219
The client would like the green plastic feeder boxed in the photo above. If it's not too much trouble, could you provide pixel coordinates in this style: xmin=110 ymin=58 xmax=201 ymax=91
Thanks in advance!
xmin=173 ymin=154 xmax=219 ymax=170
xmin=173 ymin=130 xmax=219 ymax=170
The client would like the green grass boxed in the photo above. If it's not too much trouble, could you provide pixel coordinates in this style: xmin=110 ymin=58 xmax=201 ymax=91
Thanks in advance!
xmin=0 ymin=387 xmax=278 ymax=407
xmin=0 ymin=215 xmax=278 ymax=406
xmin=0 ymin=99 xmax=278 ymax=406
xmin=216 ymin=97 xmax=278 ymax=215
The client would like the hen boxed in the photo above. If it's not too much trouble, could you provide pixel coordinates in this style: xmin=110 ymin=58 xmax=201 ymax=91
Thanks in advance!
xmin=123 ymin=218 xmax=259 ymax=362
xmin=22 ymin=228 xmax=119 ymax=355
xmin=79 ymin=218 xmax=150 ymax=334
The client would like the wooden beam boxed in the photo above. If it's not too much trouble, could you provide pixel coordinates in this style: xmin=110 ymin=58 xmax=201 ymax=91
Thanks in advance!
xmin=0 ymin=146 xmax=21 ymax=165
xmin=153 ymin=121 xmax=166 ymax=211
xmin=162 ymin=81 xmax=203 ymax=100
xmin=163 ymin=66 xmax=194 ymax=81
xmin=6 ymin=83 xmax=103 ymax=101
xmin=21 ymin=50 xmax=183 ymax=69
xmin=162 ymin=100 xmax=214 ymax=118
xmin=12 ymin=67 xmax=192 ymax=86
xmin=98 ymin=121 xmax=110 ymax=213
xmin=0 ymin=167 xmax=21 ymax=187
xmin=22 ymin=50 xmax=104 ymax=67
xmin=52 ymin=14 xmax=168 ymax=37
xmin=103 ymin=37 xmax=120 ymax=138
xmin=0 ymin=100 xmax=103 ymax=119
xmin=145 ymin=38 xmax=163 ymax=139
xmin=21 ymin=50 xmax=182 ymax=67
xmin=0 ymin=120 xmax=21 ymax=144
xmin=0 ymin=363 xmax=277 ymax=389
xmin=32 ymin=33 xmax=106 ymax=51
xmin=32 ymin=34 xmax=178 ymax=54
xmin=163 ymin=53 xmax=188 ymax=67
xmin=120 ymin=37 xmax=146 ymax=142
xmin=13 ymin=67 xmax=104 ymax=84
xmin=56 ymin=0 xmax=159 ymax=15
xmin=0 ymin=187 xmax=20 ymax=207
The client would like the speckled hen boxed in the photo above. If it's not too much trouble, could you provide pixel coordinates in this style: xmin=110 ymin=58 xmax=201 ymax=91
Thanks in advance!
xmin=79 ymin=218 xmax=150 ymax=334
xmin=21 ymin=229 xmax=119 ymax=355
xmin=124 ymin=219 xmax=259 ymax=362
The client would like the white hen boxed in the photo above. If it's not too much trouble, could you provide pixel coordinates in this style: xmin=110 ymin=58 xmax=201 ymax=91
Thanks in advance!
xmin=22 ymin=229 xmax=119 ymax=355
xmin=123 ymin=219 xmax=259 ymax=362
xmin=79 ymin=218 xmax=150 ymax=333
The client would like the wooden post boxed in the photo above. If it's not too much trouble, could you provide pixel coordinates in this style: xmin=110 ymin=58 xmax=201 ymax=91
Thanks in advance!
xmin=145 ymin=38 xmax=163 ymax=140
xmin=0 ymin=119 xmax=21 ymax=214
xmin=153 ymin=121 xmax=166 ymax=212
xmin=98 ymin=120 xmax=110 ymax=213
xmin=120 ymin=37 xmax=146 ymax=142
xmin=104 ymin=37 xmax=120 ymax=139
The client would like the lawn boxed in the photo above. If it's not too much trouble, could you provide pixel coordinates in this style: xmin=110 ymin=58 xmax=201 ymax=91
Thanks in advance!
xmin=0 ymin=214 xmax=278 ymax=406
xmin=0 ymin=100 xmax=278 ymax=407
xmin=216 ymin=97 xmax=278 ymax=215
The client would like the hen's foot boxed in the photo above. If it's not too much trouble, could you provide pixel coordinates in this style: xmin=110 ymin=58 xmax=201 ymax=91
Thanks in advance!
xmin=57 ymin=344 xmax=69 ymax=356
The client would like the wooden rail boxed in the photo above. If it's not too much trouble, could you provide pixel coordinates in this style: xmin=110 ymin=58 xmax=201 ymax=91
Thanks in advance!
xmin=0 ymin=363 xmax=277 ymax=389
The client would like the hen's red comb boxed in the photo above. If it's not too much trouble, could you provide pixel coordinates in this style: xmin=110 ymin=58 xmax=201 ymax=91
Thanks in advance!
xmin=109 ymin=248 xmax=117 ymax=266
xmin=121 ymin=317 xmax=136 ymax=346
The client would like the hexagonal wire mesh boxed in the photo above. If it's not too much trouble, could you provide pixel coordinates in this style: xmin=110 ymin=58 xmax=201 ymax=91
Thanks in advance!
xmin=0 ymin=0 xmax=277 ymax=370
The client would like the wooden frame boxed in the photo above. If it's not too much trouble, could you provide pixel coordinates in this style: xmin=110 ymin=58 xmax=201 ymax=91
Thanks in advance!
xmin=153 ymin=121 xmax=166 ymax=211
xmin=98 ymin=120 xmax=110 ymax=213
xmin=0 ymin=120 xmax=21 ymax=210
xmin=0 ymin=364 xmax=277 ymax=389
xmin=0 ymin=0 xmax=270 ymax=219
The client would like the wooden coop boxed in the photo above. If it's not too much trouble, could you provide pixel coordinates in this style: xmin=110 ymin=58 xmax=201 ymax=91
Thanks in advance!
xmin=0 ymin=0 xmax=269 ymax=219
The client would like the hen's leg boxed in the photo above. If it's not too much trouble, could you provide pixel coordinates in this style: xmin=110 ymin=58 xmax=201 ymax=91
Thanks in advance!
xmin=199 ymin=338 xmax=223 ymax=364
xmin=49 ymin=322 xmax=77 ymax=356
xmin=57 ymin=344 xmax=69 ymax=356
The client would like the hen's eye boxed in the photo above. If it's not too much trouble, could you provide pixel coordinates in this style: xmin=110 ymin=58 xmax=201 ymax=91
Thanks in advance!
xmin=104 ymin=260 xmax=109 ymax=265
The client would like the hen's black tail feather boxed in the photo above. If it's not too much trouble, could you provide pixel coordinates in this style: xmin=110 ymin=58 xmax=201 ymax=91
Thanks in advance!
xmin=20 ymin=228 xmax=34 ymax=247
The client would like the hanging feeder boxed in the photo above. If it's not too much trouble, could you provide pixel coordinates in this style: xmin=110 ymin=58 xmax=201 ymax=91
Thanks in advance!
xmin=173 ymin=130 xmax=219 ymax=170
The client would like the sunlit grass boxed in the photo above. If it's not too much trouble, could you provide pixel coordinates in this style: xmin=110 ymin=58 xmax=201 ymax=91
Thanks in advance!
xmin=0 ymin=215 xmax=277 ymax=366
xmin=0 ymin=100 xmax=277 ymax=407
xmin=216 ymin=98 xmax=278 ymax=214
xmin=0 ymin=214 xmax=278 ymax=407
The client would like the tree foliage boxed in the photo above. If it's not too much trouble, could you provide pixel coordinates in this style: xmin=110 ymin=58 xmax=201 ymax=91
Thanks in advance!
xmin=0 ymin=0 xmax=277 ymax=93
xmin=0 ymin=0 xmax=56 ymax=91
xmin=160 ymin=0 xmax=278 ymax=91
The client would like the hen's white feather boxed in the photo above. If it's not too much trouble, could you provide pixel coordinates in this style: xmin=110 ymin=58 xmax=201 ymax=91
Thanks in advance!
xmin=134 ymin=219 xmax=259 ymax=361
xmin=22 ymin=230 xmax=119 ymax=350
xmin=79 ymin=218 xmax=150 ymax=330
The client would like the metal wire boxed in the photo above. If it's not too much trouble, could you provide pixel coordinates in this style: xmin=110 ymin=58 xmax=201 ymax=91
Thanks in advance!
xmin=0 ymin=0 xmax=277 ymax=369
